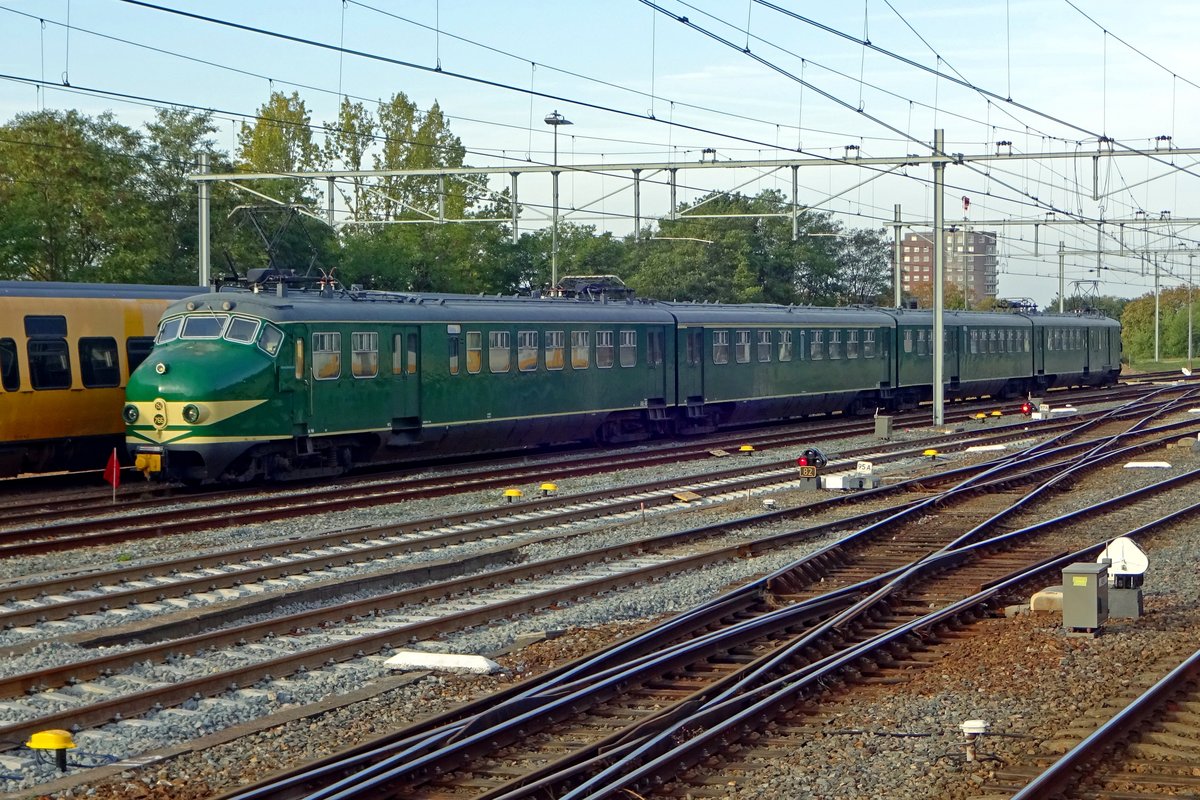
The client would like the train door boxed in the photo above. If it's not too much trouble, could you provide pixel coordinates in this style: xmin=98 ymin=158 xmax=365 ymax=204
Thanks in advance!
xmin=944 ymin=326 xmax=960 ymax=389
xmin=677 ymin=326 xmax=703 ymax=402
xmin=645 ymin=326 xmax=668 ymax=402
xmin=391 ymin=326 xmax=421 ymax=442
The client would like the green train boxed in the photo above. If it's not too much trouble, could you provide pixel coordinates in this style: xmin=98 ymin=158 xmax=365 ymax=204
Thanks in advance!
xmin=124 ymin=276 xmax=1121 ymax=484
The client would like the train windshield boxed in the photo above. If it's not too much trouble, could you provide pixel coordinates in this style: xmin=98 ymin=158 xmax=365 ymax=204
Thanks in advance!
xmin=257 ymin=324 xmax=283 ymax=357
xmin=180 ymin=314 xmax=230 ymax=339
xmin=224 ymin=316 xmax=260 ymax=343
xmin=156 ymin=317 xmax=183 ymax=344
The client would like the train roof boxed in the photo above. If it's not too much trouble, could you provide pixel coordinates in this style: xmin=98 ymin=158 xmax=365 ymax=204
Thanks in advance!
xmin=0 ymin=281 xmax=197 ymax=300
xmin=166 ymin=288 xmax=679 ymax=324
xmin=661 ymin=302 xmax=896 ymax=326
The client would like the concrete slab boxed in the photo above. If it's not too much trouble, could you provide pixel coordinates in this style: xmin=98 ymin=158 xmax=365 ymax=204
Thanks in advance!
xmin=1031 ymin=585 xmax=1064 ymax=612
xmin=384 ymin=650 xmax=502 ymax=674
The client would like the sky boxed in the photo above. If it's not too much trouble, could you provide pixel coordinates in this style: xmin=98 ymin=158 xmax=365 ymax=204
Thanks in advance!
xmin=3 ymin=0 xmax=1200 ymax=306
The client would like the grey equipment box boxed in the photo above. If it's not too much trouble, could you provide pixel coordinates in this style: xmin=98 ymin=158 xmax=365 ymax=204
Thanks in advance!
xmin=1062 ymin=561 xmax=1109 ymax=635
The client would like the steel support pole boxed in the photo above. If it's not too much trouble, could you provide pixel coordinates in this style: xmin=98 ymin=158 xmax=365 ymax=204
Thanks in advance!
xmin=1190 ymin=253 xmax=1194 ymax=363
xmin=327 ymin=177 xmax=335 ymax=226
xmin=510 ymin=172 xmax=519 ymax=244
xmin=1058 ymin=241 xmax=1065 ymax=313
xmin=551 ymin=170 xmax=560 ymax=289
xmin=791 ymin=165 xmax=799 ymax=241
xmin=669 ymin=168 xmax=678 ymax=221
xmin=1154 ymin=255 xmax=1161 ymax=362
xmin=633 ymin=169 xmax=641 ymax=242
xmin=933 ymin=130 xmax=946 ymax=427
xmin=198 ymin=153 xmax=210 ymax=288
xmin=893 ymin=203 xmax=903 ymax=307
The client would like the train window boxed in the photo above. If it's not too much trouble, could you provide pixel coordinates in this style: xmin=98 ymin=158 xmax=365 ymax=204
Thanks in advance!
xmin=467 ymin=331 xmax=482 ymax=374
xmin=758 ymin=330 xmax=771 ymax=362
xmin=797 ymin=330 xmax=806 ymax=361
xmin=489 ymin=331 xmax=511 ymax=373
xmin=810 ymin=330 xmax=824 ymax=360
xmin=571 ymin=331 xmax=590 ymax=369
xmin=829 ymin=330 xmax=842 ymax=360
xmin=779 ymin=330 xmax=792 ymax=362
xmin=916 ymin=330 xmax=928 ymax=357
xmin=352 ymin=332 xmax=378 ymax=378
xmin=406 ymin=333 xmax=418 ymax=374
xmin=295 ymin=337 xmax=305 ymax=380
xmin=546 ymin=331 xmax=565 ymax=370
xmin=518 ymin=331 xmax=539 ymax=372
xmin=619 ymin=330 xmax=637 ymax=367
xmin=735 ymin=330 xmax=750 ymax=363
xmin=596 ymin=331 xmax=615 ymax=369
xmin=712 ymin=330 xmax=729 ymax=364
xmin=0 ymin=338 xmax=19 ymax=392
xmin=27 ymin=339 xmax=71 ymax=390
xmin=647 ymin=330 xmax=664 ymax=367
xmin=126 ymin=337 xmax=155 ymax=374
xmin=903 ymin=330 xmax=913 ymax=354
xmin=224 ymin=317 xmax=260 ymax=343
xmin=847 ymin=330 xmax=859 ymax=359
xmin=181 ymin=314 xmax=229 ymax=339
xmin=312 ymin=332 xmax=342 ymax=380
xmin=969 ymin=330 xmax=978 ymax=355
xmin=1023 ymin=330 xmax=1031 ymax=352
xmin=24 ymin=315 xmax=66 ymax=337
xmin=686 ymin=329 xmax=701 ymax=366
xmin=156 ymin=317 xmax=182 ymax=344
xmin=448 ymin=334 xmax=460 ymax=375
xmin=258 ymin=324 xmax=283 ymax=357
xmin=864 ymin=330 xmax=876 ymax=359
xmin=79 ymin=337 xmax=120 ymax=388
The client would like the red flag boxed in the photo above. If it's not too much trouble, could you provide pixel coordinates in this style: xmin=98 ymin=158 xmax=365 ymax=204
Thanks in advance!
xmin=103 ymin=448 xmax=121 ymax=490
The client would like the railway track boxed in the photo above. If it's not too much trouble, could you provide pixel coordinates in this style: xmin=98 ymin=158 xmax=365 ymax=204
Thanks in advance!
xmin=210 ymin=400 xmax=1200 ymax=800
xmin=3 ymin=390 xmax=1197 ymax=796
xmin=0 ymin=387 xmax=1189 ymax=561
xmin=994 ymin=644 xmax=1200 ymax=799
xmin=0 ymin=379 xmax=1177 ymax=527
xmin=1 ymin=395 xmax=1190 ymax=638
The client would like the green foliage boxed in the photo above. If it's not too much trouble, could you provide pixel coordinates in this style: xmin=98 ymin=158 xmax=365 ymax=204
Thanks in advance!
xmin=1121 ymin=287 xmax=1198 ymax=362
xmin=0 ymin=93 xmax=894 ymax=301
xmin=0 ymin=110 xmax=146 ymax=281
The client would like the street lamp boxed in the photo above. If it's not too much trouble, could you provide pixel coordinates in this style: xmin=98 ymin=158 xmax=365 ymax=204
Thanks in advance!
xmin=544 ymin=110 xmax=572 ymax=290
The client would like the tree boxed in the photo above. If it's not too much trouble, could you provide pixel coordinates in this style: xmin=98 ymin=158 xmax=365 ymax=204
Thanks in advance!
xmin=834 ymin=228 xmax=892 ymax=304
xmin=374 ymin=94 xmax=473 ymax=220
xmin=236 ymin=92 xmax=335 ymax=275
xmin=906 ymin=280 xmax=969 ymax=310
xmin=237 ymin=91 xmax=318 ymax=205
xmin=321 ymin=98 xmax=377 ymax=218
xmin=141 ymin=108 xmax=260 ymax=285
xmin=0 ymin=110 xmax=147 ymax=281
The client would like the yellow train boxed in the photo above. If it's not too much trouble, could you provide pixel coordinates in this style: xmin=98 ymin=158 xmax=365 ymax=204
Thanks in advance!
xmin=0 ymin=282 xmax=194 ymax=477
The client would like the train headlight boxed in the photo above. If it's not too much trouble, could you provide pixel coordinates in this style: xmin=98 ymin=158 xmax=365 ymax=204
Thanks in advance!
xmin=155 ymin=362 xmax=168 ymax=375
xmin=182 ymin=404 xmax=202 ymax=424
xmin=122 ymin=404 xmax=140 ymax=424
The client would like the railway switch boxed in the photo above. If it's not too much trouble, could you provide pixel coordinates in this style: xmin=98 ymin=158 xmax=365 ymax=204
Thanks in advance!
xmin=1061 ymin=561 xmax=1109 ymax=636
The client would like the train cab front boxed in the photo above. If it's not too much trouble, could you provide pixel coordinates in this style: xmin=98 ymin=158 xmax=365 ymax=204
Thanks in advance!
xmin=125 ymin=299 xmax=288 ymax=484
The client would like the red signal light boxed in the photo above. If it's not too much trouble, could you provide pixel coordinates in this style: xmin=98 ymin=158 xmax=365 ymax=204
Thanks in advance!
xmin=797 ymin=456 xmax=809 ymax=467
xmin=1020 ymin=402 xmax=1033 ymax=416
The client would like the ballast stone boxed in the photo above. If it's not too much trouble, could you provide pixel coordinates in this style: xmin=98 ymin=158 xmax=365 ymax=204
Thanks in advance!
xmin=384 ymin=650 xmax=502 ymax=674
